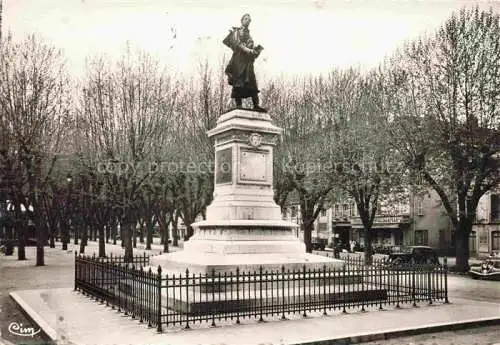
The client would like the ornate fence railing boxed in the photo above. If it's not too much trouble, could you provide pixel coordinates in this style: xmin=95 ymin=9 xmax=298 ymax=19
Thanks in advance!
xmin=74 ymin=253 xmax=449 ymax=332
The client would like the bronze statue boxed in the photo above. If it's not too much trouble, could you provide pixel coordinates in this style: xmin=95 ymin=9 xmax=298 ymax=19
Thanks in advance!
xmin=223 ymin=14 xmax=266 ymax=112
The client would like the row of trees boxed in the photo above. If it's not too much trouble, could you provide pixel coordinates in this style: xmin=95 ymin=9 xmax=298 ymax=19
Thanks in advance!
xmin=0 ymin=6 xmax=498 ymax=271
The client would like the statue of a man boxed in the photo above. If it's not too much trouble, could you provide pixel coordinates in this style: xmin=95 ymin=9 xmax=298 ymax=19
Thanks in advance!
xmin=223 ymin=13 xmax=266 ymax=112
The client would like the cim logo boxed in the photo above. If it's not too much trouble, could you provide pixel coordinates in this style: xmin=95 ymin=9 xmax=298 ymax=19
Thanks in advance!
xmin=8 ymin=322 xmax=41 ymax=337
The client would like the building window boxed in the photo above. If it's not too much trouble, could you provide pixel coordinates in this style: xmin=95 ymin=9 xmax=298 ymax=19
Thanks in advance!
xmin=343 ymin=204 xmax=349 ymax=217
xmin=334 ymin=204 xmax=340 ymax=217
xmin=351 ymin=203 xmax=357 ymax=216
xmin=395 ymin=231 xmax=403 ymax=245
xmin=320 ymin=208 xmax=327 ymax=217
xmin=492 ymin=231 xmax=500 ymax=251
xmin=415 ymin=230 xmax=429 ymax=246
xmin=318 ymin=222 xmax=327 ymax=232
xmin=491 ymin=194 xmax=500 ymax=222
xmin=416 ymin=197 xmax=424 ymax=216
xmin=291 ymin=206 xmax=297 ymax=218
xmin=469 ymin=231 xmax=477 ymax=254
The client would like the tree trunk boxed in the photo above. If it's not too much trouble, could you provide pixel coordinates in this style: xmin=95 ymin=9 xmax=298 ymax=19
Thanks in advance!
xmin=98 ymin=225 xmax=106 ymax=258
xmin=4 ymin=226 xmax=14 ymax=256
xmin=163 ymin=217 xmax=171 ymax=253
xmin=112 ymin=222 xmax=117 ymax=245
xmin=79 ymin=228 xmax=87 ymax=254
xmin=124 ymin=222 xmax=134 ymax=263
xmin=120 ymin=223 xmax=125 ymax=248
xmin=133 ymin=225 xmax=137 ymax=248
xmin=185 ymin=224 xmax=194 ymax=241
xmin=35 ymin=214 xmax=45 ymax=266
xmin=139 ymin=223 xmax=144 ymax=244
xmin=302 ymin=221 xmax=313 ymax=253
xmin=455 ymin=218 xmax=472 ymax=272
xmin=16 ymin=221 xmax=26 ymax=260
xmin=61 ymin=220 xmax=68 ymax=251
xmin=49 ymin=222 xmax=55 ymax=248
xmin=105 ymin=226 xmax=110 ymax=243
xmin=363 ymin=227 xmax=373 ymax=265
xmin=172 ymin=213 xmax=179 ymax=247
xmin=84 ymin=225 xmax=89 ymax=246
xmin=73 ymin=224 xmax=78 ymax=245
xmin=145 ymin=218 xmax=153 ymax=250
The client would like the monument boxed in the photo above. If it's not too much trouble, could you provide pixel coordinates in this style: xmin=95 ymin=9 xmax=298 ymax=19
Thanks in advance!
xmin=223 ymin=13 xmax=266 ymax=112
xmin=149 ymin=13 xmax=343 ymax=274
xmin=149 ymin=109 xmax=344 ymax=274
xmin=142 ymin=15 xmax=386 ymax=315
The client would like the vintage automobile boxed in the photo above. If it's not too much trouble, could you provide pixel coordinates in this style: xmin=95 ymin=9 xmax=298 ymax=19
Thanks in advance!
xmin=386 ymin=246 xmax=440 ymax=267
xmin=469 ymin=259 xmax=500 ymax=280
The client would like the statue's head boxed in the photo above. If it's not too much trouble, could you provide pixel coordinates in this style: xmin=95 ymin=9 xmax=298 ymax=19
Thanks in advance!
xmin=241 ymin=13 xmax=251 ymax=27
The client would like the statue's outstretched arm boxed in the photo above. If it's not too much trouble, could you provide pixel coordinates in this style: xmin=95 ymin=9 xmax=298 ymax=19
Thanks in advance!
xmin=233 ymin=31 xmax=254 ymax=54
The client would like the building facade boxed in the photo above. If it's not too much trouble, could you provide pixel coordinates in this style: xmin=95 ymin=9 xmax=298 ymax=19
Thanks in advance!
xmin=282 ymin=189 xmax=453 ymax=254
xmin=472 ymin=189 xmax=500 ymax=256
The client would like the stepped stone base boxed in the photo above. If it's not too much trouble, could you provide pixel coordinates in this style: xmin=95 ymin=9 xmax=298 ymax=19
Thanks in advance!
xmin=148 ymin=250 xmax=345 ymax=275
xmin=164 ymin=288 xmax=388 ymax=316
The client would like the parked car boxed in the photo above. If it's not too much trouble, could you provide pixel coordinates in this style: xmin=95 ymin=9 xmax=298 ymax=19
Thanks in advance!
xmin=386 ymin=246 xmax=440 ymax=266
xmin=311 ymin=237 xmax=327 ymax=251
xmin=469 ymin=259 xmax=500 ymax=281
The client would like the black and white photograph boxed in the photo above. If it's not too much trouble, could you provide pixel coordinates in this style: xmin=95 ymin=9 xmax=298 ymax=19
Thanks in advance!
xmin=0 ymin=1 xmax=499 ymax=344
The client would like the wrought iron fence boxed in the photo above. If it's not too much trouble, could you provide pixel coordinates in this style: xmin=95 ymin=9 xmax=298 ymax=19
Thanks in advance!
xmin=74 ymin=253 xmax=449 ymax=332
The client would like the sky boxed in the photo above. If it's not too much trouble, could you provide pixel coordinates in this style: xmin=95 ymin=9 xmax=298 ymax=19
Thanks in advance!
xmin=3 ymin=0 xmax=499 ymax=79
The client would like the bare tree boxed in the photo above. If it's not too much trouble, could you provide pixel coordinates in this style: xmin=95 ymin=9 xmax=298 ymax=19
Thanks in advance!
xmin=79 ymin=50 xmax=175 ymax=261
xmin=321 ymin=69 xmax=406 ymax=264
xmin=385 ymin=6 xmax=500 ymax=272
xmin=268 ymin=76 xmax=334 ymax=253
xmin=172 ymin=60 xmax=224 ymax=240
xmin=0 ymin=34 xmax=71 ymax=265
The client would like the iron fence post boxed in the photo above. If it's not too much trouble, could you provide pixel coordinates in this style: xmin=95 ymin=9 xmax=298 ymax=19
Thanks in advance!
xmin=211 ymin=269 xmax=216 ymax=327
xmin=139 ymin=265 xmax=143 ymax=323
xmin=157 ymin=266 xmax=162 ymax=333
xmin=148 ymin=267 xmax=153 ymax=328
xmin=236 ymin=267 xmax=241 ymax=324
xmin=342 ymin=264 xmax=347 ymax=314
xmin=100 ymin=258 xmax=105 ymax=304
xmin=302 ymin=265 xmax=307 ymax=318
xmin=378 ymin=261 xmax=383 ymax=311
xmin=259 ymin=266 xmax=264 ymax=322
xmin=124 ymin=263 xmax=129 ymax=315
xmin=281 ymin=266 xmax=286 ymax=320
xmin=444 ymin=257 xmax=449 ymax=304
xmin=132 ymin=264 xmax=137 ymax=318
xmin=428 ymin=267 xmax=433 ymax=305
xmin=395 ymin=263 xmax=400 ymax=309
xmin=185 ymin=268 xmax=190 ymax=330
xmin=74 ymin=251 xmax=78 ymax=291
xmin=361 ymin=263 xmax=366 ymax=313
xmin=412 ymin=263 xmax=417 ymax=307
xmin=323 ymin=265 xmax=327 ymax=316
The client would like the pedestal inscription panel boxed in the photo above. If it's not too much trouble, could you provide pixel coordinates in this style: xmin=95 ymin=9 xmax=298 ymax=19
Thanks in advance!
xmin=240 ymin=150 xmax=267 ymax=182
xmin=216 ymin=148 xmax=232 ymax=184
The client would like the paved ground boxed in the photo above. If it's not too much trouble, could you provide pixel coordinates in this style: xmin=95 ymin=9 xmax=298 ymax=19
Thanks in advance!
xmin=1 ymin=243 xmax=499 ymax=345
xmin=358 ymin=324 xmax=500 ymax=345
xmin=9 ymin=289 xmax=500 ymax=345
xmin=0 ymin=240 xmax=174 ymax=345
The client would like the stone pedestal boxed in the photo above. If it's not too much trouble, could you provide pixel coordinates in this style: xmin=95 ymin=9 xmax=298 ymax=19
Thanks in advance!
xmin=149 ymin=109 xmax=343 ymax=274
